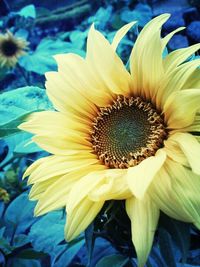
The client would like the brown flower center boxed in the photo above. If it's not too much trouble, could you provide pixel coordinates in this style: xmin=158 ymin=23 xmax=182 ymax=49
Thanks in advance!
xmin=1 ymin=40 xmax=18 ymax=57
xmin=91 ymin=96 xmax=167 ymax=168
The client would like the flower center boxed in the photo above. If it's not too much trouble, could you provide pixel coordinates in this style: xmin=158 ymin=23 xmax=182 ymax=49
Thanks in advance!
xmin=91 ymin=96 xmax=167 ymax=168
xmin=1 ymin=40 xmax=18 ymax=57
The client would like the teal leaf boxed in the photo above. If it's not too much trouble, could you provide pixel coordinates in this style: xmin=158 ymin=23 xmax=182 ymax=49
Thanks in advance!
xmin=7 ymin=258 xmax=41 ymax=267
xmin=0 ymin=237 xmax=14 ymax=255
xmin=95 ymin=254 xmax=129 ymax=267
xmin=121 ymin=3 xmax=152 ymax=27
xmin=14 ymin=138 xmax=42 ymax=154
xmin=0 ymin=202 xmax=5 ymax=218
xmin=0 ymin=250 xmax=5 ymax=267
xmin=0 ymin=113 xmax=33 ymax=138
xmin=0 ymin=86 xmax=52 ymax=126
xmin=88 ymin=6 xmax=113 ymax=30
xmin=15 ymin=29 xmax=29 ymax=40
xmin=90 ymin=238 xmax=118 ymax=266
xmin=69 ymin=30 xmax=87 ymax=49
xmin=19 ymin=38 xmax=85 ymax=74
xmin=0 ymin=86 xmax=52 ymax=162
xmin=0 ymin=227 xmax=6 ymax=238
xmin=85 ymin=223 xmax=95 ymax=266
xmin=17 ymin=5 xmax=36 ymax=19
xmin=4 ymin=193 xmax=36 ymax=236
xmin=13 ymin=234 xmax=30 ymax=248
xmin=0 ymin=133 xmax=42 ymax=168
xmin=29 ymin=211 xmax=66 ymax=253
xmin=53 ymin=237 xmax=85 ymax=267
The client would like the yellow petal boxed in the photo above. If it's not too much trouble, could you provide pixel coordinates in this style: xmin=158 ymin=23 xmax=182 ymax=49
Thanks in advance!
xmin=126 ymin=149 xmax=166 ymax=199
xmin=149 ymin=164 xmax=194 ymax=222
xmin=19 ymin=111 xmax=90 ymax=134
xmin=163 ymin=137 xmax=189 ymax=166
xmin=182 ymin=68 xmax=200 ymax=89
xmin=165 ymin=159 xmax=200 ymax=225
xmin=130 ymin=14 xmax=170 ymax=100
xmin=181 ymin=114 xmax=200 ymax=132
xmin=65 ymin=197 xmax=104 ymax=241
xmin=54 ymin=53 xmax=114 ymax=107
xmin=88 ymin=169 xmax=131 ymax=201
xmin=163 ymin=43 xmax=200 ymax=73
xmin=19 ymin=111 xmax=92 ymax=156
xmin=164 ymin=89 xmax=200 ymax=129
xmin=66 ymin=170 xmax=106 ymax=213
xmin=161 ymin=27 xmax=185 ymax=51
xmin=34 ymin=164 xmax=105 ymax=216
xmin=22 ymin=156 xmax=47 ymax=179
xmin=157 ymin=59 xmax=200 ymax=109
xmin=29 ymin=176 xmax=59 ymax=200
xmin=86 ymin=24 xmax=132 ymax=96
xmin=126 ymin=195 xmax=159 ymax=267
xmin=27 ymin=154 xmax=99 ymax=184
xmin=32 ymin=135 xmax=92 ymax=156
xmin=45 ymin=71 xmax=96 ymax=120
xmin=111 ymin=21 xmax=136 ymax=51
xmin=167 ymin=132 xmax=200 ymax=175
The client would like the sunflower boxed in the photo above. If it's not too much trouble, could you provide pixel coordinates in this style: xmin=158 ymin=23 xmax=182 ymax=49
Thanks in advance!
xmin=19 ymin=14 xmax=200 ymax=267
xmin=0 ymin=31 xmax=28 ymax=68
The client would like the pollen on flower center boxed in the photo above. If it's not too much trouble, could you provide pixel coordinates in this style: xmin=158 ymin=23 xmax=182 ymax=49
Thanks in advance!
xmin=91 ymin=96 xmax=167 ymax=168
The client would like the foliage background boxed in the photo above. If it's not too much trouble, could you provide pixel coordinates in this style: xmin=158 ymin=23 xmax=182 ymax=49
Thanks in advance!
xmin=0 ymin=0 xmax=200 ymax=266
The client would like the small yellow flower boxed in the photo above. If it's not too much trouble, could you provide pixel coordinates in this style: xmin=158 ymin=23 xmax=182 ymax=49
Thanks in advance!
xmin=0 ymin=188 xmax=10 ymax=203
xmin=0 ymin=31 xmax=28 ymax=68
xmin=19 ymin=14 xmax=200 ymax=267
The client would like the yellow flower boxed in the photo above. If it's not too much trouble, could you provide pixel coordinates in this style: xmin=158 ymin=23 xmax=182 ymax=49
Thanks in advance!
xmin=19 ymin=14 xmax=200 ymax=267
xmin=0 ymin=31 xmax=28 ymax=68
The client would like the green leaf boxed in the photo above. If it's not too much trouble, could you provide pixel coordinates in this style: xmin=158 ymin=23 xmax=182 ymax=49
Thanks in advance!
xmin=16 ymin=249 xmax=47 ymax=260
xmin=95 ymin=254 xmax=129 ymax=267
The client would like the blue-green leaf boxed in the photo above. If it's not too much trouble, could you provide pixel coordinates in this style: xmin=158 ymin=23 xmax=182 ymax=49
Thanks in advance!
xmin=7 ymin=258 xmax=41 ymax=267
xmin=95 ymin=254 xmax=129 ymax=267
xmin=158 ymin=228 xmax=177 ymax=267
xmin=121 ymin=3 xmax=152 ymax=27
xmin=53 ymin=237 xmax=85 ymax=267
xmin=29 ymin=211 xmax=66 ymax=253
xmin=4 ymin=193 xmax=36 ymax=236
xmin=17 ymin=5 xmax=36 ymax=18
xmin=85 ymin=223 xmax=95 ymax=266
xmin=0 ymin=86 xmax=52 ymax=126
xmin=19 ymin=38 xmax=85 ymax=74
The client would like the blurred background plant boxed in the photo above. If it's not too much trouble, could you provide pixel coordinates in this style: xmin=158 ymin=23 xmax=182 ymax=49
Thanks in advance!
xmin=0 ymin=0 xmax=200 ymax=266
